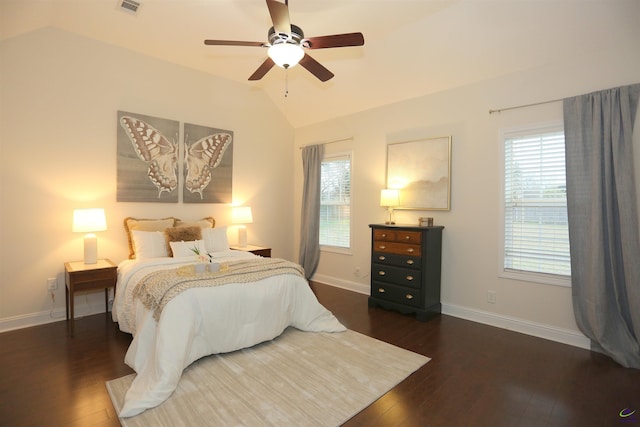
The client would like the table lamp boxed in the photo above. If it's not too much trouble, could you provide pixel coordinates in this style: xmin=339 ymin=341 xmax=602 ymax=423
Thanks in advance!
xmin=73 ymin=208 xmax=107 ymax=264
xmin=232 ymin=206 xmax=253 ymax=247
xmin=380 ymin=189 xmax=399 ymax=225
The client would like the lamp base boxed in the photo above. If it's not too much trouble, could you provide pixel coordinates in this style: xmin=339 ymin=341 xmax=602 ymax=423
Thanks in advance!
xmin=84 ymin=233 xmax=98 ymax=264
xmin=237 ymin=226 xmax=248 ymax=248
xmin=385 ymin=207 xmax=396 ymax=225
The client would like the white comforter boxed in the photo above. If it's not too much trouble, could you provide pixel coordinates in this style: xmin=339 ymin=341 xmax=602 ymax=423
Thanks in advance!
xmin=112 ymin=251 xmax=345 ymax=417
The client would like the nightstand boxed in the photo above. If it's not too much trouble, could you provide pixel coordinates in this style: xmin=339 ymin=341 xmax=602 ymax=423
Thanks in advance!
xmin=64 ymin=259 xmax=117 ymax=324
xmin=230 ymin=244 xmax=272 ymax=257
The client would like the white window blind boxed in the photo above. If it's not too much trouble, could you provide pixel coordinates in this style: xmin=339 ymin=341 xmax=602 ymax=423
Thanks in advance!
xmin=503 ymin=125 xmax=571 ymax=281
xmin=320 ymin=153 xmax=351 ymax=249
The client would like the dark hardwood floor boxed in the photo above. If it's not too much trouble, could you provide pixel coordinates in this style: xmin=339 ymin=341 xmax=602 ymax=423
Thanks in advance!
xmin=1 ymin=282 xmax=639 ymax=426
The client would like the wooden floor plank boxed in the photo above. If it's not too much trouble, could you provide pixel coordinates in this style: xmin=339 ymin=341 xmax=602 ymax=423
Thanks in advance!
xmin=1 ymin=282 xmax=638 ymax=426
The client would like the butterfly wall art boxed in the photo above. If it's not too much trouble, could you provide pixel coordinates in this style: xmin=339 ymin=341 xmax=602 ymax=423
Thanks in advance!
xmin=117 ymin=111 xmax=179 ymax=203
xmin=183 ymin=122 xmax=233 ymax=204
xmin=116 ymin=111 xmax=233 ymax=203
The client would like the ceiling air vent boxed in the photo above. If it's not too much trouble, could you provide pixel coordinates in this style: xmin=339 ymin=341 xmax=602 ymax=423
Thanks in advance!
xmin=120 ymin=0 xmax=140 ymax=13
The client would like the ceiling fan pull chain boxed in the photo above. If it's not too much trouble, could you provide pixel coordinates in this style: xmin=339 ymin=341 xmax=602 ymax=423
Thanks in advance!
xmin=285 ymin=70 xmax=289 ymax=98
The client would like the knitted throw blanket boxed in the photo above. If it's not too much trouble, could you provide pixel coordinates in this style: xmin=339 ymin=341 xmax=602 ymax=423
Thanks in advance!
xmin=133 ymin=258 xmax=305 ymax=321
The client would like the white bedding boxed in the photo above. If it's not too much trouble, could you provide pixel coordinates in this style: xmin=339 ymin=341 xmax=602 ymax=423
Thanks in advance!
xmin=112 ymin=250 xmax=346 ymax=417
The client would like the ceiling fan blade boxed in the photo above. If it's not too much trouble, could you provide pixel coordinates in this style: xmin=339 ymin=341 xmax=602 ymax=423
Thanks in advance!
xmin=248 ymin=57 xmax=276 ymax=81
xmin=266 ymin=0 xmax=291 ymax=34
xmin=204 ymin=40 xmax=266 ymax=47
xmin=298 ymin=53 xmax=334 ymax=82
xmin=304 ymin=32 xmax=365 ymax=49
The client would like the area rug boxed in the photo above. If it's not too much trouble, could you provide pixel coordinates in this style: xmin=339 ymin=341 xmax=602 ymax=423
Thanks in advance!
xmin=106 ymin=328 xmax=429 ymax=426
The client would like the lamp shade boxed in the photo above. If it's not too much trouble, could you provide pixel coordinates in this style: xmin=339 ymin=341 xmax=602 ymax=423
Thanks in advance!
xmin=380 ymin=189 xmax=399 ymax=207
xmin=72 ymin=208 xmax=107 ymax=233
xmin=268 ymin=43 xmax=304 ymax=69
xmin=232 ymin=206 xmax=253 ymax=224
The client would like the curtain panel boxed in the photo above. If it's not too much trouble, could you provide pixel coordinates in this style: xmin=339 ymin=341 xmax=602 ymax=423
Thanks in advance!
xmin=563 ymin=83 xmax=640 ymax=368
xmin=298 ymin=144 xmax=325 ymax=279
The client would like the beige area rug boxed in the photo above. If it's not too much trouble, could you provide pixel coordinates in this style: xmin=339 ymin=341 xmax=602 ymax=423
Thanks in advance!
xmin=106 ymin=328 xmax=429 ymax=426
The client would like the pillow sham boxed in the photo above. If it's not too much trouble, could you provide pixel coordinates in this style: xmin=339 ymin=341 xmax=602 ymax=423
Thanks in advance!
xmin=169 ymin=239 xmax=207 ymax=258
xmin=202 ymin=226 xmax=229 ymax=253
xmin=131 ymin=230 xmax=169 ymax=259
xmin=165 ymin=226 xmax=202 ymax=257
xmin=124 ymin=217 xmax=176 ymax=259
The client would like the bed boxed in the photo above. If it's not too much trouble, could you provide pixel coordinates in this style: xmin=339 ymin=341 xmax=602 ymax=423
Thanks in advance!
xmin=112 ymin=217 xmax=346 ymax=417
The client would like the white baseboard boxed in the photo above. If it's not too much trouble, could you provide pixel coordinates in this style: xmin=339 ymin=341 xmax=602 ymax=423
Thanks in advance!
xmin=311 ymin=273 xmax=369 ymax=295
xmin=4 ymin=277 xmax=590 ymax=351
xmin=312 ymin=275 xmax=590 ymax=350
xmin=0 ymin=304 xmax=108 ymax=333
xmin=441 ymin=302 xmax=590 ymax=350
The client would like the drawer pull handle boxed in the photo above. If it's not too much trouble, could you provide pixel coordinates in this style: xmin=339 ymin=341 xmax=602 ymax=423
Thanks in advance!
xmin=379 ymin=245 xmax=386 ymax=250
xmin=378 ymin=256 xmax=386 ymax=261
xmin=407 ymin=248 xmax=414 ymax=253
xmin=404 ymin=235 xmax=411 ymax=240
xmin=406 ymin=276 xmax=414 ymax=281
xmin=378 ymin=271 xmax=386 ymax=276
xmin=378 ymin=288 xmax=385 ymax=293
xmin=406 ymin=260 xmax=414 ymax=265
xmin=405 ymin=294 xmax=414 ymax=300
xmin=381 ymin=233 xmax=387 ymax=238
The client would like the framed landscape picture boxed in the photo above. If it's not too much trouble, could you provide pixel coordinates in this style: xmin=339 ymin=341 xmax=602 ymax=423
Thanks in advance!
xmin=386 ymin=136 xmax=451 ymax=210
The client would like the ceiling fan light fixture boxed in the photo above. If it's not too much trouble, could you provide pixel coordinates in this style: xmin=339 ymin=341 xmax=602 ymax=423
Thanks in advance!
xmin=268 ymin=43 xmax=304 ymax=69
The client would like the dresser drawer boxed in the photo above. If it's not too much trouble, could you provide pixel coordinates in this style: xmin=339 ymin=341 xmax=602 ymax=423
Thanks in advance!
xmin=394 ymin=230 xmax=422 ymax=244
xmin=371 ymin=282 xmax=422 ymax=308
xmin=372 ymin=264 xmax=422 ymax=288
xmin=372 ymin=241 xmax=422 ymax=256
xmin=67 ymin=268 xmax=116 ymax=284
xmin=73 ymin=277 xmax=116 ymax=292
xmin=373 ymin=229 xmax=397 ymax=241
xmin=373 ymin=229 xmax=422 ymax=244
xmin=372 ymin=252 xmax=421 ymax=268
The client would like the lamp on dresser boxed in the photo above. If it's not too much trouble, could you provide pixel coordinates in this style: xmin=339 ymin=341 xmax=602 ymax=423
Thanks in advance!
xmin=72 ymin=208 xmax=107 ymax=264
xmin=380 ymin=189 xmax=399 ymax=225
xmin=232 ymin=206 xmax=253 ymax=248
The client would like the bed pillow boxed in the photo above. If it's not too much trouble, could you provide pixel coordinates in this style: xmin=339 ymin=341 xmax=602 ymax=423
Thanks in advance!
xmin=169 ymin=239 xmax=207 ymax=258
xmin=164 ymin=226 xmax=202 ymax=257
xmin=131 ymin=230 xmax=169 ymax=259
xmin=202 ymin=226 xmax=229 ymax=253
xmin=124 ymin=217 xmax=176 ymax=259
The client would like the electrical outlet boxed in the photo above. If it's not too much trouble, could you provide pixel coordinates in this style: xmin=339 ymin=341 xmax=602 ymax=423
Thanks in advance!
xmin=487 ymin=290 xmax=496 ymax=304
xmin=47 ymin=278 xmax=57 ymax=291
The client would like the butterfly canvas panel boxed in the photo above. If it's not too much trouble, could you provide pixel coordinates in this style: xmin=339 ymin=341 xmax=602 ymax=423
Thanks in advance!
xmin=117 ymin=111 xmax=179 ymax=203
xmin=183 ymin=122 xmax=233 ymax=204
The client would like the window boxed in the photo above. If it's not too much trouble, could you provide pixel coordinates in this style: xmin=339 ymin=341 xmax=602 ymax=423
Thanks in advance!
xmin=320 ymin=152 xmax=351 ymax=250
xmin=501 ymin=123 xmax=571 ymax=286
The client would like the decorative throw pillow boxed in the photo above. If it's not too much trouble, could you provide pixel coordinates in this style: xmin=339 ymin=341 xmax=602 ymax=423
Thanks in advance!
xmin=131 ymin=230 xmax=168 ymax=259
xmin=124 ymin=217 xmax=176 ymax=259
xmin=169 ymin=239 xmax=207 ymax=258
xmin=174 ymin=217 xmax=215 ymax=229
xmin=164 ymin=226 xmax=202 ymax=257
xmin=202 ymin=226 xmax=229 ymax=253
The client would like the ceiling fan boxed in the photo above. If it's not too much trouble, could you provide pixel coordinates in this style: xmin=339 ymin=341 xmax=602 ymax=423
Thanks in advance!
xmin=204 ymin=0 xmax=365 ymax=82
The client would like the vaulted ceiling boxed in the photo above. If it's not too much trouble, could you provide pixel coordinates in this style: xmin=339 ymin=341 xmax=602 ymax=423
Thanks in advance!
xmin=2 ymin=0 xmax=638 ymax=128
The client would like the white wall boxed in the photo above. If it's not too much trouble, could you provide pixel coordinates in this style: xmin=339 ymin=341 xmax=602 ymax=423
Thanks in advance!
xmin=293 ymin=38 xmax=640 ymax=347
xmin=0 ymin=28 xmax=294 ymax=330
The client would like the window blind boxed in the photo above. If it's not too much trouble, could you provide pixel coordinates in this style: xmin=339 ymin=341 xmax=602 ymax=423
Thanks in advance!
xmin=503 ymin=127 xmax=570 ymax=277
xmin=320 ymin=154 xmax=351 ymax=248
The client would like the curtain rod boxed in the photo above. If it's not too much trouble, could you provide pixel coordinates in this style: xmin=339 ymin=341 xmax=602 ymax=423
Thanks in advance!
xmin=299 ymin=137 xmax=353 ymax=149
xmin=489 ymin=98 xmax=562 ymax=114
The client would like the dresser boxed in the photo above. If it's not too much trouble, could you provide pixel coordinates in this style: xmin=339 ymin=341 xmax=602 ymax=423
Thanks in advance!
xmin=368 ymin=224 xmax=444 ymax=321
